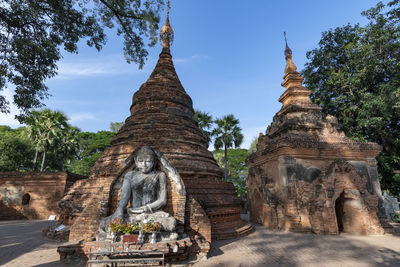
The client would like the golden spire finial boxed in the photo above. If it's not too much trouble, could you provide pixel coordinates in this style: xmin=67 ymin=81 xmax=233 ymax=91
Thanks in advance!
xmin=167 ymin=0 xmax=170 ymax=17
xmin=284 ymin=32 xmax=292 ymax=57
xmin=283 ymin=32 xmax=297 ymax=74
xmin=160 ymin=0 xmax=174 ymax=48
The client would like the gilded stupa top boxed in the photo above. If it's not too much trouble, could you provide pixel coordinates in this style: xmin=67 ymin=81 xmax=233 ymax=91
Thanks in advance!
xmin=160 ymin=0 xmax=174 ymax=48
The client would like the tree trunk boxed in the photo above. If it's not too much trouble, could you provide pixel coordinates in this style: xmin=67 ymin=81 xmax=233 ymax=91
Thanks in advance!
xmin=224 ymin=143 xmax=228 ymax=181
xmin=33 ymin=149 xmax=38 ymax=169
xmin=40 ymin=150 xmax=46 ymax=172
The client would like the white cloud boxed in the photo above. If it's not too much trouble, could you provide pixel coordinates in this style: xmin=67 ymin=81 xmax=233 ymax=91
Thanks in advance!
xmin=57 ymin=63 xmax=112 ymax=77
xmin=174 ymin=54 xmax=209 ymax=64
xmin=51 ymin=52 xmax=206 ymax=80
xmin=241 ymin=126 xmax=267 ymax=149
xmin=0 ymin=89 xmax=96 ymax=126
xmin=54 ymin=54 xmax=154 ymax=80
xmin=68 ymin=113 xmax=96 ymax=123
xmin=0 ymin=88 xmax=24 ymax=127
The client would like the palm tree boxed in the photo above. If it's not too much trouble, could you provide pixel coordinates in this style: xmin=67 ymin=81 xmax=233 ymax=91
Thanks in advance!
xmin=58 ymin=126 xmax=80 ymax=169
xmin=26 ymin=115 xmax=42 ymax=168
xmin=26 ymin=109 xmax=70 ymax=171
xmin=212 ymin=114 xmax=244 ymax=181
xmin=194 ymin=110 xmax=214 ymax=146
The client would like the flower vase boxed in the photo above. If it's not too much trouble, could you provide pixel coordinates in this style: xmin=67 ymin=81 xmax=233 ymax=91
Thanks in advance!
xmin=150 ymin=232 xmax=157 ymax=244
xmin=138 ymin=230 xmax=144 ymax=244
xmin=111 ymin=232 xmax=116 ymax=243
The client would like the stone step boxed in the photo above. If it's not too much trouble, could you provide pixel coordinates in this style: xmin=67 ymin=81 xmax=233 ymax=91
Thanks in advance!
xmin=212 ymin=223 xmax=254 ymax=241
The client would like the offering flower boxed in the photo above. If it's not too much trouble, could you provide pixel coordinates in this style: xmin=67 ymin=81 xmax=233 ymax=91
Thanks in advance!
xmin=141 ymin=220 xmax=161 ymax=232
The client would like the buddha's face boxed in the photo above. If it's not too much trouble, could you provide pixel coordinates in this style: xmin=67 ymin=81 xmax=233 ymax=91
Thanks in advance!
xmin=136 ymin=155 xmax=154 ymax=174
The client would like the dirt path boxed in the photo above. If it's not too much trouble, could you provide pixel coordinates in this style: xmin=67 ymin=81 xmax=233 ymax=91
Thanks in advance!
xmin=0 ymin=220 xmax=72 ymax=267
xmin=1 ymin=220 xmax=399 ymax=267
xmin=194 ymin=225 xmax=400 ymax=267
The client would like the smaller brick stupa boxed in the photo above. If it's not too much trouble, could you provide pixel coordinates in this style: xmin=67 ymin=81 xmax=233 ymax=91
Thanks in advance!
xmin=247 ymin=34 xmax=390 ymax=235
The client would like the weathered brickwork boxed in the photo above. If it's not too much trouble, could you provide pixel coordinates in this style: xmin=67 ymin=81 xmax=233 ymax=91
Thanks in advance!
xmin=247 ymin=48 xmax=389 ymax=235
xmin=0 ymin=172 xmax=86 ymax=220
xmin=59 ymin=46 xmax=253 ymax=254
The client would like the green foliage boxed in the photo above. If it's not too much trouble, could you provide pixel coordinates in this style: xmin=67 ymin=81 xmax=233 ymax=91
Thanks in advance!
xmin=66 ymin=130 xmax=114 ymax=175
xmin=248 ymin=137 xmax=258 ymax=153
xmin=0 ymin=0 xmax=163 ymax=118
xmin=377 ymin=152 xmax=400 ymax=197
xmin=0 ymin=112 xmax=114 ymax=174
xmin=390 ymin=212 xmax=400 ymax=223
xmin=194 ymin=110 xmax=214 ymax=146
xmin=0 ymin=126 xmax=35 ymax=171
xmin=77 ymin=131 xmax=115 ymax=158
xmin=213 ymin=149 xmax=249 ymax=197
xmin=110 ymin=122 xmax=124 ymax=133
xmin=302 ymin=0 xmax=400 ymax=197
xmin=0 ymin=124 xmax=79 ymax=172
xmin=66 ymin=151 xmax=102 ymax=176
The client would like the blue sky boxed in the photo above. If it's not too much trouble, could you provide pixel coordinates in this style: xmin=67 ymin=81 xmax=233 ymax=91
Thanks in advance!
xmin=1 ymin=0 xmax=379 ymax=148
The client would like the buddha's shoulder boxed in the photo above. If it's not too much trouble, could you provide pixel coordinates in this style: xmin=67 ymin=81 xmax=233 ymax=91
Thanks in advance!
xmin=155 ymin=171 xmax=166 ymax=178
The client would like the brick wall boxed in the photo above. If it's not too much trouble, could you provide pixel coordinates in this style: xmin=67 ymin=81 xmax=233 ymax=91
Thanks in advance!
xmin=0 ymin=172 xmax=86 ymax=220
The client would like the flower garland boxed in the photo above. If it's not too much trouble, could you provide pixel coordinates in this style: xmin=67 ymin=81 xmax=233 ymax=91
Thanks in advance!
xmin=141 ymin=220 xmax=161 ymax=232
xmin=109 ymin=219 xmax=140 ymax=234
xmin=109 ymin=218 xmax=161 ymax=233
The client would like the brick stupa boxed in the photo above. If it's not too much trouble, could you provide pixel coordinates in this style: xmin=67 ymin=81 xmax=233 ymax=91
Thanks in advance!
xmin=246 ymin=36 xmax=390 ymax=235
xmin=59 ymin=6 xmax=253 ymax=253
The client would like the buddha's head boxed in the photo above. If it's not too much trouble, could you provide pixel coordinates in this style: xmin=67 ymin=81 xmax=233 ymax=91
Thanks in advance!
xmin=135 ymin=146 xmax=155 ymax=174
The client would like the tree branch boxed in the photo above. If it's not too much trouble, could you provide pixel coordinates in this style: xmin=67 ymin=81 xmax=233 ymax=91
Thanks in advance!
xmin=99 ymin=0 xmax=142 ymax=20
xmin=0 ymin=12 xmax=33 ymax=28
xmin=98 ymin=0 xmax=138 ymax=44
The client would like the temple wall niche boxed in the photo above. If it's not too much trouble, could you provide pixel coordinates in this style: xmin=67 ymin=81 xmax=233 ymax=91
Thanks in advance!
xmin=0 ymin=172 xmax=86 ymax=220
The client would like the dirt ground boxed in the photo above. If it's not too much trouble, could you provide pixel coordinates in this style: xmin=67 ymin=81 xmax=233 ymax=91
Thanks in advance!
xmin=1 ymin=220 xmax=399 ymax=267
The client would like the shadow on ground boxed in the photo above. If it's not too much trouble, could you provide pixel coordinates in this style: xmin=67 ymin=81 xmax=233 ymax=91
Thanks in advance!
xmin=33 ymin=261 xmax=84 ymax=267
xmin=202 ymin=225 xmax=400 ymax=266
xmin=0 ymin=220 xmax=62 ymax=266
xmin=2 ymin=220 xmax=400 ymax=267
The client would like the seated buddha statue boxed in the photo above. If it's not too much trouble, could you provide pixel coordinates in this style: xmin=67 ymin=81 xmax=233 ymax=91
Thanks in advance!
xmin=98 ymin=146 xmax=182 ymax=241
xmin=114 ymin=146 xmax=167 ymax=217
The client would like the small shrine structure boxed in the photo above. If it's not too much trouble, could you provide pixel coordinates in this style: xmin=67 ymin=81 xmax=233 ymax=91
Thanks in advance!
xmin=58 ymin=2 xmax=252 ymax=263
xmin=246 ymin=35 xmax=391 ymax=235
